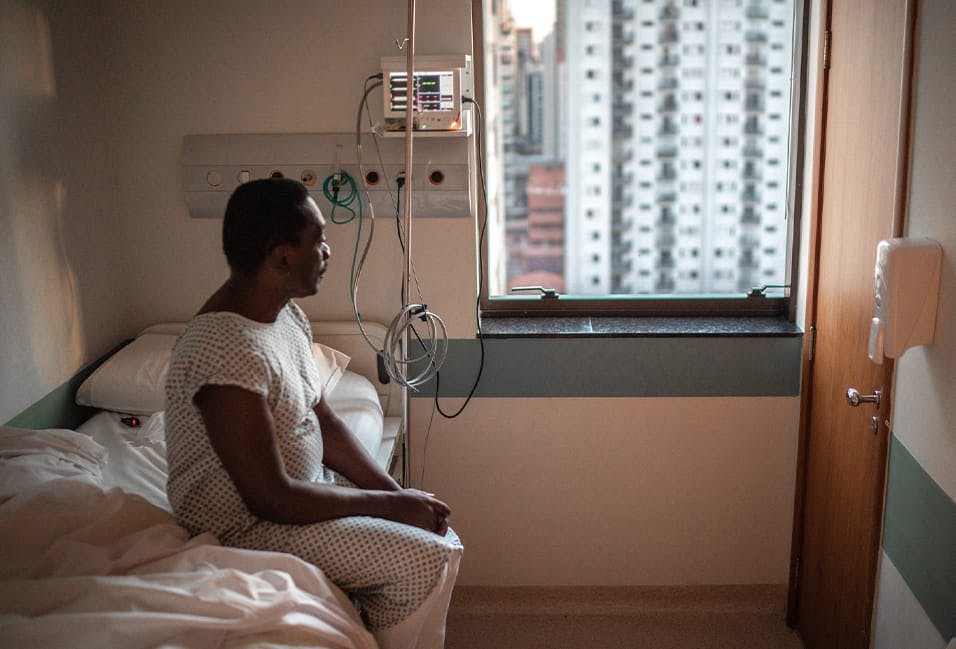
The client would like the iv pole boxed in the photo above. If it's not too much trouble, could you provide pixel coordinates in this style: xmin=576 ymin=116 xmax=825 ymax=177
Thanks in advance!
xmin=400 ymin=0 xmax=416 ymax=488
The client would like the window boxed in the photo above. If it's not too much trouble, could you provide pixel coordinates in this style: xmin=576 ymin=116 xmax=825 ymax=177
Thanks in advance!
xmin=479 ymin=0 xmax=805 ymax=316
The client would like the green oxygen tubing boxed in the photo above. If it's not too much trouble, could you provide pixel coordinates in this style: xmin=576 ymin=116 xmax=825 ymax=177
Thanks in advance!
xmin=321 ymin=170 xmax=363 ymax=304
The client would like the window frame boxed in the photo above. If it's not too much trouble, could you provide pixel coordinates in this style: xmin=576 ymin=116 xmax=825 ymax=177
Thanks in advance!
xmin=472 ymin=0 xmax=810 ymax=321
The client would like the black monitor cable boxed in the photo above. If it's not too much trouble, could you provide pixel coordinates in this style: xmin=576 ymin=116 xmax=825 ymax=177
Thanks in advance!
xmin=420 ymin=96 xmax=488 ymax=487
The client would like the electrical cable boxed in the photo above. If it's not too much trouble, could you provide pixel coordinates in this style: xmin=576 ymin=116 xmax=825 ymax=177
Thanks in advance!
xmin=418 ymin=97 xmax=489 ymax=486
xmin=383 ymin=304 xmax=449 ymax=388
xmin=395 ymin=180 xmax=406 ymax=305
xmin=352 ymin=76 xmax=386 ymax=354
xmin=392 ymin=179 xmax=429 ymax=308
xmin=349 ymin=76 xmax=484 ymax=486
xmin=352 ymin=74 xmax=446 ymax=390
xmin=363 ymin=75 xmax=427 ymax=306
xmin=419 ymin=395 xmax=438 ymax=489
xmin=353 ymin=75 xmax=427 ymax=340
xmin=430 ymin=96 xmax=487 ymax=418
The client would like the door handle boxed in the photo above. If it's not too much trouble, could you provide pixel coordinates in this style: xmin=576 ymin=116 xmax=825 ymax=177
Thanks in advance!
xmin=846 ymin=388 xmax=881 ymax=409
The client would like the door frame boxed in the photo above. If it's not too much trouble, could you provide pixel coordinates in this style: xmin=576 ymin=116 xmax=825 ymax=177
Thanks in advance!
xmin=786 ymin=0 xmax=921 ymax=634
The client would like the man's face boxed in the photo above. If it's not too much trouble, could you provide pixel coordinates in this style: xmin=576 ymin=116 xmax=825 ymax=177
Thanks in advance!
xmin=287 ymin=197 xmax=331 ymax=297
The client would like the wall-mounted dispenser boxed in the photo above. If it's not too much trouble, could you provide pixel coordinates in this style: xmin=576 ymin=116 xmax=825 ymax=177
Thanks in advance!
xmin=867 ymin=237 xmax=944 ymax=363
xmin=182 ymin=132 xmax=475 ymax=220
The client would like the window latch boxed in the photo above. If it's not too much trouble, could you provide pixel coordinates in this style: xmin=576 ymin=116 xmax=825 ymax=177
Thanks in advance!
xmin=747 ymin=284 xmax=790 ymax=298
xmin=511 ymin=286 xmax=559 ymax=299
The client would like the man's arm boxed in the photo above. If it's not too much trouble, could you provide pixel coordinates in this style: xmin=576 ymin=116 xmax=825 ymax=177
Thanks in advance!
xmin=193 ymin=384 xmax=449 ymax=533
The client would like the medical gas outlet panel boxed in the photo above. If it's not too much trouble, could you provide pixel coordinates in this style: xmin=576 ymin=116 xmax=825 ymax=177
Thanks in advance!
xmin=182 ymin=132 xmax=476 ymax=219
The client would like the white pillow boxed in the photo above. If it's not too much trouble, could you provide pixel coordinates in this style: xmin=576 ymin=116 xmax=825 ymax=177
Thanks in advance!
xmin=76 ymin=334 xmax=177 ymax=415
xmin=76 ymin=333 xmax=351 ymax=414
xmin=313 ymin=342 xmax=350 ymax=395
xmin=325 ymin=370 xmax=383 ymax=456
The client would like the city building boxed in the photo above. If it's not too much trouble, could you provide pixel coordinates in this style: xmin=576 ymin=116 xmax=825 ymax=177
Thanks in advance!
xmin=489 ymin=0 xmax=795 ymax=297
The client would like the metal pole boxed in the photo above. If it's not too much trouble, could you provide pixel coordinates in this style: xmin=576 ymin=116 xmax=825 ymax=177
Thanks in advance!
xmin=401 ymin=0 xmax=416 ymax=488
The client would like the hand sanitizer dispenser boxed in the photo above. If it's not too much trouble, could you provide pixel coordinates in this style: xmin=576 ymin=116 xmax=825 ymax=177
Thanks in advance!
xmin=868 ymin=237 xmax=943 ymax=363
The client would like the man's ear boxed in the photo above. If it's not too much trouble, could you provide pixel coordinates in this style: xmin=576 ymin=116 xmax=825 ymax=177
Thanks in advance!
xmin=268 ymin=244 xmax=292 ymax=275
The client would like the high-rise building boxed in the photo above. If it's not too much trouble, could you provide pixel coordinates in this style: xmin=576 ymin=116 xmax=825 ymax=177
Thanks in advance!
xmin=489 ymin=0 xmax=795 ymax=299
xmin=524 ymin=161 xmax=566 ymax=281
xmin=563 ymin=0 xmax=614 ymax=294
xmin=563 ymin=0 xmax=793 ymax=295
xmin=504 ymin=157 xmax=566 ymax=291
xmin=538 ymin=30 xmax=564 ymax=160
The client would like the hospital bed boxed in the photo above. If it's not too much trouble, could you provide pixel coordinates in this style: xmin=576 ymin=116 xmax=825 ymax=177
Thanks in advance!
xmin=0 ymin=320 xmax=402 ymax=648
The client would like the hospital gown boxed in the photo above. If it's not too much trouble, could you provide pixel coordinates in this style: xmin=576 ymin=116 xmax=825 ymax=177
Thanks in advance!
xmin=164 ymin=302 xmax=462 ymax=631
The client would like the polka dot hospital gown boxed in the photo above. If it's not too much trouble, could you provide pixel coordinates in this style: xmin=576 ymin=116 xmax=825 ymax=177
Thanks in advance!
xmin=164 ymin=302 xmax=462 ymax=631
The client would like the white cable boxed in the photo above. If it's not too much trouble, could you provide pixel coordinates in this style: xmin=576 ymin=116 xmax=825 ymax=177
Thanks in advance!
xmin=353 ymin=78 xmax=448 ymax=390
xmin=382 ymin=304 xmax=448 ymax=390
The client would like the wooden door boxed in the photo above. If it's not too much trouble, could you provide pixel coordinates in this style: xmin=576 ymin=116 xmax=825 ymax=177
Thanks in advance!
xmin=791 ymin=1 xmax=916 ymax=648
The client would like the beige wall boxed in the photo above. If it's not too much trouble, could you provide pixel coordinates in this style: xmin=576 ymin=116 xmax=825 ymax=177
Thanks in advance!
xmin=101 ymin=0 xmax=477 ymax=335
xmin=2 ymin=0 xmax=801 ymax=587
xmin=411 ymin=396 xmax=799 ymax=585
xmin=0 ymin=1 xmax=124 ymax=423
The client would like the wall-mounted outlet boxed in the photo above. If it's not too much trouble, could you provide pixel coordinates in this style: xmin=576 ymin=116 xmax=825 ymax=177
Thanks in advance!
xmin=300 ymin=169 xmax=318 ymax=186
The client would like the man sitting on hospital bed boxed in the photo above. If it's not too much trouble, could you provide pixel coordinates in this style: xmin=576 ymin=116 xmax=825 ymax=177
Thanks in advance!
xmin=164 ymin=177 xmax=462 ymax=649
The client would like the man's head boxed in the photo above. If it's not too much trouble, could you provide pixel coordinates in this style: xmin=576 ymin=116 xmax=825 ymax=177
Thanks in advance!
xmin=222 ymin=178 xmax=330 ymax=295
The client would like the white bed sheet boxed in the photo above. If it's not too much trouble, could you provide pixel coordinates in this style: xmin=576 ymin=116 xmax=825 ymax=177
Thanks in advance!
xmin=77 ymin=410 xmax=170 ymax=510
xmin=0 ymin=425 xmax=378 ymax=649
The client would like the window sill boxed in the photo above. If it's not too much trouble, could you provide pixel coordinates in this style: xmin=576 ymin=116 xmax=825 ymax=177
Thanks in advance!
xmin=478 ymin=315 xmax=801 ymax=338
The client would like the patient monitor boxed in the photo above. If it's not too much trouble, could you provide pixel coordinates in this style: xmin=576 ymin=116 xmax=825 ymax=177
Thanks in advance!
xmin=380 ymin=55 xmax=472 ymax=133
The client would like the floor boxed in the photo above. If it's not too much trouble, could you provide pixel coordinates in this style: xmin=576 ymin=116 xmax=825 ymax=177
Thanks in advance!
xmin=444 ymin=585 xmax=805 ymax=649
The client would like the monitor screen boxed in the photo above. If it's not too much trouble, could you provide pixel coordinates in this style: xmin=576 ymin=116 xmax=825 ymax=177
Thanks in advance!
xmin=388 ymin=71 xmax=456 ymax=113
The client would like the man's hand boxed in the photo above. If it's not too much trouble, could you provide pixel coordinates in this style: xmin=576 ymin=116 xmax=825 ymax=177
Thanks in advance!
xmin=389 ymin=489 xmax=451 ymax=536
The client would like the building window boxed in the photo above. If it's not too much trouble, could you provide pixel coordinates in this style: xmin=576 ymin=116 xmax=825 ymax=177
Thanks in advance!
xmin=480 ymin=0 xmax=802 ymax=316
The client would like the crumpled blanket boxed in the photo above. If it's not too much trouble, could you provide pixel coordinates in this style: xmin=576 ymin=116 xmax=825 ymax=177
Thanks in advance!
xmin=0 ymin=426 xmax=377 ymax=649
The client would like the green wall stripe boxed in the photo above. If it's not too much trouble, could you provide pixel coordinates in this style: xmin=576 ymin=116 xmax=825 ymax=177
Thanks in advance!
xmin=882 ymin=434 xmax=956 ymax=640
xmin=4 ymin=340 xmax=133 ymax=431
xmin=412 ymin=336 xmax=802 ymax=398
